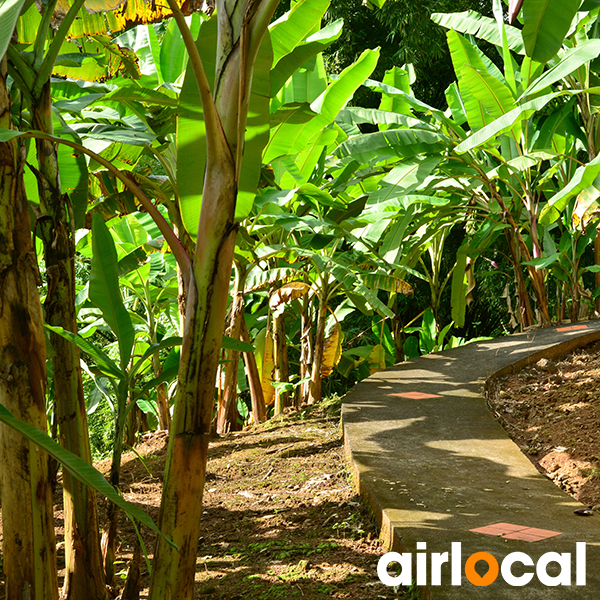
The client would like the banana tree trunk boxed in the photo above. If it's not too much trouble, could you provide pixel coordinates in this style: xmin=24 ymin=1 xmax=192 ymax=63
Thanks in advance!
xmin=299 ymin=293 xmax=313 ymax=406
xmin=273 ymin=311 xmax=289 ymax=414
xmin=595 ymin=228 xmax=600 ymax=314
xmin=504 ymin=228 xmax=535 ymax=328
xmin=216 ymin=271 xmax=246 ymax=434
xmin=32 ymin=83 xmax=107 ymax=600
xmin=149 ymin=0 xmax=278 ymax=595
xmin=308 ymin=292 xmax=327 ymax=405
xmin=101 ymin=380 xmax=128 ymax=585
xmin=0 ymin=60 xmax=58 ymax=600
xmin=153 ymin=355 xmax=172 ymax=430
xmin=240 ymin=318 xmax=267 ymax=423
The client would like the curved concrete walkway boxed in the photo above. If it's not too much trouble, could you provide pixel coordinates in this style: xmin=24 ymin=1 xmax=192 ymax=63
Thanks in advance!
xmin=342 ymin=321 xmax=600 ymax=599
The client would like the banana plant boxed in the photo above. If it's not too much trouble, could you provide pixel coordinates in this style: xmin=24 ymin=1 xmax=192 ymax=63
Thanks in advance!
xmin=50 ymin=213 xmax=182 ymax=582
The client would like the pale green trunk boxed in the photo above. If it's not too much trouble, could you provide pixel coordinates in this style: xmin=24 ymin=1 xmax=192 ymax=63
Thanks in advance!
xmin=148 ymin=0 xmax=278 ymax=595
xmin=240 ymin=319 xmax=267 ymax=423
xmin=308 ymin=296 xmax=327 ymax=405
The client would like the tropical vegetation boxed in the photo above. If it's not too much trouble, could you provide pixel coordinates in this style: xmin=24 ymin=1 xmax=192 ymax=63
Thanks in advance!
xmin=1 ymin=0 xmax=600 ymax=597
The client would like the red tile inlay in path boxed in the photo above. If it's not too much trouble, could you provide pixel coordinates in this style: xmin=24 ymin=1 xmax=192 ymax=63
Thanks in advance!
xmin=389 ymin=391 xmax=442 ymax=399
xmin=557 ymin=324 xmax=589 ymax=332
xmin=470 ymin=522 xmax=561 ymax=542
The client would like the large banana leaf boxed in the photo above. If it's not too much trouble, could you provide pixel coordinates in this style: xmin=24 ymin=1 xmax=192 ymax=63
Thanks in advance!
xmin=447 ymin=30 xmax=515 ymax=131
xmin=0 ymin=403 xmax=175 ymax=547
xmin=378 ymin=67 xmax=414 ymax=117
xmin=90 ymin=213 xmax=135 ymax=370
xmin=177 ymin=16 xmax=271 ymax=233
xmin=539 ymin=154 xmax=600 ymax=225
xmin=334 ymin=128 xmax=448 ymax=163
xmin=367 ymin=156 xmax=441 ymax=205
xmin=54 ymin=122 xmax=88 ymax=229
xmin=264 ymin=48 xmax=380 ymax=163
xmin=336 ymin=107 xmax=430 ymax=130
xmin=236 ymin=31 xmax=272 ymax=221
xmin=270 ymin=20 xmax=343 ymax=97
xmin=45 ymin=324 xmax=124 ymax=380
xmin=522 ymin=0 xmax=582 ymax=64
xmin=455 ymin=90 xmax=564 ymax=153
xmin=432 ymin=11 xmax=525 ymax=54
xmin=0 ymin=0 xmax=27 ymax=59
xmin=160 ymin=13 xmax=203 ymax=84
xmin=176 ymin=16 xmax=215 ymax=238
xmin=519 ymin=39 xmax=600 ymax=99
xmin=451 ymin=249 xmax=469 ymax=328
xmin=269 ymin=0 xmax=330 ymax=65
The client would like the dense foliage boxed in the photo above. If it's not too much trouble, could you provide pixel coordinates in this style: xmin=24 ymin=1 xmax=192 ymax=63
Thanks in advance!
xmin=1 ymin=0 xmax=600 ymax=598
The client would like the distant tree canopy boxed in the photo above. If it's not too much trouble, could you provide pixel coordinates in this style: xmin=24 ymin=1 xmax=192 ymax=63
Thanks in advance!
xmin=324 ymin=0 xmax=493 ymax=108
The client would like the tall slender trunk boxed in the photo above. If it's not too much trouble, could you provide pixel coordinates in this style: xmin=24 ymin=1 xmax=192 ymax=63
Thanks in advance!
xmin=101 ymin=381 xmax=128 ymax=586
xmin=149 ymin=0 xmax=278 ymax=595
xmin=273 ymin=311 xmax=289 ymax=414
xmin=0 ymin=59 xmax=58 ymax=600
xmin=216 ymin=268 xmax=246 ymax=434
xmin=299 ymin=293 xmax=312 ymax=406
xmin=308 ymin=291 xmax=327 ymax=405
xmin=504 ymin=229 xmax=535 ymax=328
xmin=595 ymin=227 xmax=600 ymax=315
xmin=240 ymin=319 xmax=267 ymax=423
xmin=32 ymin=83 xmax=107 ymax=600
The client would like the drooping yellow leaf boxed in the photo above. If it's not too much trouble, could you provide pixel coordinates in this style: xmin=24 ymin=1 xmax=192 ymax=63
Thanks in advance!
xmin=320 ymin=322 xmax=342 ymax=378
xmin=254 ymin=327 xmax=275 ymax=406
xmin=362 ymin=273 xmax=413 ymax=296
xmin=52 ymin=37 xmax=140 ymax=82
xmin=269 ymin=282 xmax=311 ymax=310
xmin=573 ymin=185 xmax=600 ymax=230
xmin=17 ymin=0 xmax=207 ymax=43
xmin=368 ymin=344 xmax=386 ymax=375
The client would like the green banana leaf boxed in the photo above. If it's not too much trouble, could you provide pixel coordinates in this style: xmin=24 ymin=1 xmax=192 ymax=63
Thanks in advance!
xmin=451 ymin=249 xmax=469 ymax=328
xmin=0 ymin=0 xmax=27 ymax=59
xmin=432 ymin=10 xmax=525 ymax=54
xmin=176 ymin=15 xmax=215 ymax=238
xmin=522 ymin=0 xmax=581 ymax=64
xmin=269 ymin=0 xmax=330 ymax=65
xmin=447 ymin=30 xmax=515 ymax=131
xmin=539 ymin=154 xmax=600 ymax=225
xmin=519 ymin=39 xmax=600 ymax=99
xmin=90 ymin=213 xmax=135 ymax=370
xmin=160 ymin=13 xmax=203 ymax=84
xmin=0 ymin=403 xmax=176 ymax=548
xmin=264 ymin=48 xmax=380 ymax=163
xmin=334 ymin=128 xmax=448 ymax=163
xmin=45 ymin=324 xmax=124 ymax=380
xmin=455 ymin=90 xmax=564 ymax=153
xmin=270 ymin=19 xmax=343 ymax=97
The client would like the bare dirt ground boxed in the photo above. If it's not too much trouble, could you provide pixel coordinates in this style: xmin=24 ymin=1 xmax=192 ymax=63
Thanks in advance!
xmin=490 ymin=339 xmax=600 ymax=509
xmin=0 ymin=398 xmax=417 ymax=600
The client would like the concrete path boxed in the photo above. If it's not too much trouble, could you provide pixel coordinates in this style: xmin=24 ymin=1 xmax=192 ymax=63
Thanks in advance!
xmin=342 ymin=321 xmax=600 ymax=599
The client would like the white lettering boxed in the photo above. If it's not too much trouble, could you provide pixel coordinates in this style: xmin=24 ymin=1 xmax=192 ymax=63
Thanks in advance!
xmin=431 ymin=552 xmax=449 ymax=585
xmin=536 ymin=552 xmax=571 ymax=586
xmin=576 ymin=543 xmax=586 ymax=585
xmin=451 ymin=542 xmax=462 ymax=585
xmin=501 ymin=552 xmax=534 ymax=586
xmin=377 ymin=552 xmax=412 ymax=586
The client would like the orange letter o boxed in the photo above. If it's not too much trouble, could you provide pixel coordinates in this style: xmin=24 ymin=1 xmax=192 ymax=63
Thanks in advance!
xmin=465 ymin=552 xmax=499 ymax=587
